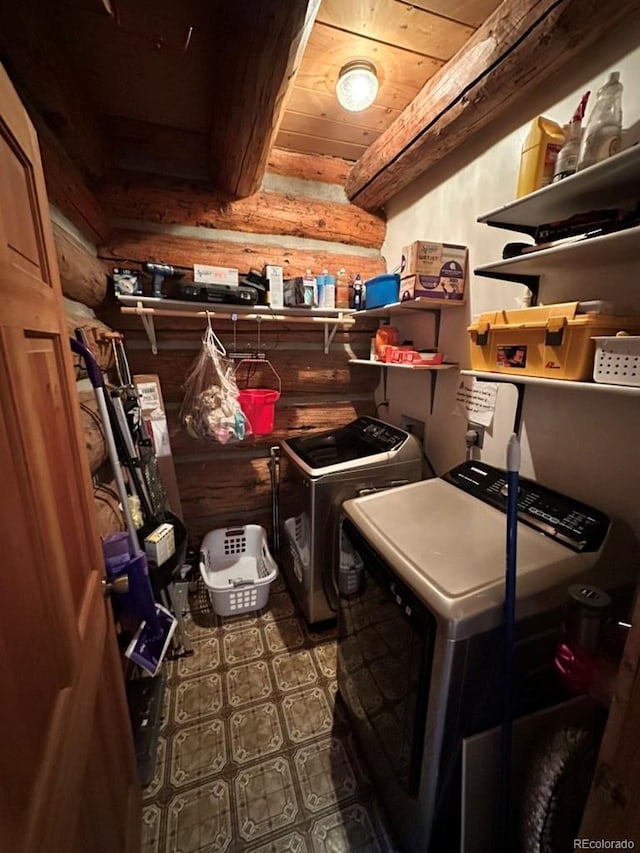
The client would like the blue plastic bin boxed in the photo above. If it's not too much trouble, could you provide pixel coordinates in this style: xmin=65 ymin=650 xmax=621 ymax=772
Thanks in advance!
xmin=364 ymin=273 xmax=400 ymax=309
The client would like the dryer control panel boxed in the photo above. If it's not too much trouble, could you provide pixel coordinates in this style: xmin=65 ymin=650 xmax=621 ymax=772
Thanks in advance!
xmin=444 ymin=461 xmax=609 ymax=552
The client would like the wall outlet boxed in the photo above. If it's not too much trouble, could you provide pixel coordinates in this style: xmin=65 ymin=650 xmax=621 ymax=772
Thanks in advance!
xmin=400 ymin=415 xmax=425 ymax=443
xmin=466 ymin=422 xmax=485 ymax=449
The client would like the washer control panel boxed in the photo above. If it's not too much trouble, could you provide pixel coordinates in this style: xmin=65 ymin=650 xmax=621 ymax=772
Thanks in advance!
xmin=444 ymin=461 xmax=609 ymax=552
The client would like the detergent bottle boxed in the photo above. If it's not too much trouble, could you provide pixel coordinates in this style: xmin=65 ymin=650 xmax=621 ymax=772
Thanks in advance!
xmin=516 ymin=116 xmax=566 ymax=197
xmin=577 ymin=72 xmax=623 ymax=171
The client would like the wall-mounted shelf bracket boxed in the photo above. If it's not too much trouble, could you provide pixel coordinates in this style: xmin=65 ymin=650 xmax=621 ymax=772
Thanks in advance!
xmin=118 ymin=297 xmax=355 ymax=355
xmin=136 ymin=302 xmax=158 ymax=355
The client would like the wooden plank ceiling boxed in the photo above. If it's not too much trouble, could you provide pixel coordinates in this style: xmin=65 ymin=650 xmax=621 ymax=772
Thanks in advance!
xmin=4 ymin=0 xmax=503 ymax=187
xmin=276 ymin=0 xmax=503 ymax=161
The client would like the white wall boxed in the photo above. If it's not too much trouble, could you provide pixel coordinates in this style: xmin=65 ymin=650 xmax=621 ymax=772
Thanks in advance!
xmin=380 ymin=20 xmax=640 ymax=551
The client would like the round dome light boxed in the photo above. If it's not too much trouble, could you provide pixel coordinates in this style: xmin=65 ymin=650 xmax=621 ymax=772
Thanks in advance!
xmin=336 ymin=60 xmax=378 ymax=112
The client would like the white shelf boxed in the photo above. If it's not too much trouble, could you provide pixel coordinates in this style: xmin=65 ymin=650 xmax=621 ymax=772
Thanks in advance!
xmin=350 ymin=359 xmax=458 ymax=371
xmin=461 ymin=369 xmax=640 ymax=396
xmin=478 ymin=145 xmax=640 ymax=234
xmin=474 ymin=224 xmax=640 ymax=283
xmin=354 ymin=298 xmax=465 ymax=318
xmin=117 ymin=295 xmax=355 ymax=354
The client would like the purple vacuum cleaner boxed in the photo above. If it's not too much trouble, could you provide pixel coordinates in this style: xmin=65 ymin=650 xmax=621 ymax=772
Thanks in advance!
xmin=71 ymin=337 xmax=176 ymax=674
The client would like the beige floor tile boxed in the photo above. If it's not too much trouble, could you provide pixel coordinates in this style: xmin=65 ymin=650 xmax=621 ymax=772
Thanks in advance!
xmin=170 ymin=718 xmax=227 ymax=787
xmin=281 ymin=687 xmax=334 ymax=744
xmin=176 ymin=636 xmax=220 ymax=677
xmin=141 ymin=803 xmax=162 ymax=853
xmin=166 ymin=780 xmax=232 ymax=853
xmin=235 ymin=756 xmax=299 ymax=843
xmin=223 ymin=626 xmax=264 ymax=664
xmin=312 ymin=643 xmax=337 ymax=679
xmin=226 ymin=660 xmax=273 ymax=707
xmin=246 ymin=829 xmax=309 ymax=853
xmin=309 ymin=803 xmax=384 ymax=853
xmin=175 ymin=673 xmax=224 ymax=724
xmin=294 ymin=737 xmax=357 ymax=813
xmin=264 ymin=618 xmax=305 ymax=653
xmin=230 ymin=702 xmax=283 ymax=765
xmin=262 ymin=591 xmax=297 ymax=623
xmin=272 ymin=649 xmax=318 ymax=692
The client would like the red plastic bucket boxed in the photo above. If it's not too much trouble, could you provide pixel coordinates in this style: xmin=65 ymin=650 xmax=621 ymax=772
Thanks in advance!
xmin=239 ymin=388 xmax=280 ymax=435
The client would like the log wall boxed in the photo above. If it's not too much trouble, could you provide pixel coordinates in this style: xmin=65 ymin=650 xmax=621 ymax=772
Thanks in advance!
xmin=97 ymin=152 xmax=387 ymax=547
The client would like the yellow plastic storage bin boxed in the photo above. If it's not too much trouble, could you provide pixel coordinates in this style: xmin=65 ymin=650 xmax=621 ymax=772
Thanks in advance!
xmin=468 ymin=302 xmax=640 ymax=380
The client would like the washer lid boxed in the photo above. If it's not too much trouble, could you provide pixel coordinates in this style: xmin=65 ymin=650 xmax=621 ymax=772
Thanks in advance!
xmin=282 ymin=416 xmax=418 ymax=477
xmin=342 ymin=478 xmax=606 ymax=638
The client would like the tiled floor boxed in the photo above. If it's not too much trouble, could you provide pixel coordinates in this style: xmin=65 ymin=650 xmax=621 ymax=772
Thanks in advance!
xmin=141 ymin=573 xmax=399 ymax=853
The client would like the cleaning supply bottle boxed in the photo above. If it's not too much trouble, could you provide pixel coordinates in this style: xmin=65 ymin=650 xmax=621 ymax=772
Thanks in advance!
xmin=352 ymin=274 xmax=363 ymax=310
xmin=577 ymin=72 xmax=623 ymax=171
xmin=553 ymin=91 xmax=590 ymax=182
xmin=516 ymin=116 xmax=566 ymax=197
xmin=323 ymin=270 xmax=336 ymax=309
xmin=303 ymin=269 xmax=317 ymax=306
xmin=335 ymin=267 xmax=349 ymax=309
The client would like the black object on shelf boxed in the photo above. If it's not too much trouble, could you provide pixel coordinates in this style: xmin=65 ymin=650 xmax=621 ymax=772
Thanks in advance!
xmin=126 ymin=671 xmax=167 ymax=787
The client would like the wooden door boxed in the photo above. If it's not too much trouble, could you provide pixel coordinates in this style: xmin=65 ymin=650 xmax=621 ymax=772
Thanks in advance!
xmin=0 ymin=65 xmax=141 ymax=853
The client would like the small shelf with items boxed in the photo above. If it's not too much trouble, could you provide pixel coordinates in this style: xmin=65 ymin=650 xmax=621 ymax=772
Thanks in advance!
xmin=461 ymin=368 xmax=640 ymax=397
xmin=350 ymin=359 xmax=458 ymax=371
xmin=478 ymin=144 xmax=640 ymax=235
xmin=354 ymin=298 xmax=465 ymax=319
xmin=474 ymin=224 xmax=640 ymax=288
xmin=116 ymin=295 xmax=355 ymax=355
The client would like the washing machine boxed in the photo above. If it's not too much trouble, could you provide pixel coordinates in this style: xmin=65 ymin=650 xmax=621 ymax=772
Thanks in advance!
xmin=278 ymin=416 xmax=424 ymax=624
xmin=337 ymin=459 xmax=634 ymax=851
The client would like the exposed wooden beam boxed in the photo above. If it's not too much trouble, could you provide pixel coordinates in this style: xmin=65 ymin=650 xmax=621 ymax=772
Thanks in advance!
xmin=346 ymin=0 xmax=640 ymax=211
xmin=53 ymin=221 xmax=108 ymax=308
xmin=208 ymin=0 xmax=321 ymax=198
xmin=98 ymin=173 xmax=386 ymax=249
xmin=267 ymin=148 xmax=354 ymax=184
xmin=0 ymin=2 xmax=106 ymax=182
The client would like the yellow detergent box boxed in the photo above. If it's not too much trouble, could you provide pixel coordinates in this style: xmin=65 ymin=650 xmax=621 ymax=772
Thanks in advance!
xmin=468 ymin=302 xmax=640 ymax=380
xmin=400 ymin=241 xmax=467 ymax=303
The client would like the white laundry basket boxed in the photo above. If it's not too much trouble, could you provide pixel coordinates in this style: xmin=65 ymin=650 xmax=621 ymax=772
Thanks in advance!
xmin=199 ymin=525 xmax=278 ymax=616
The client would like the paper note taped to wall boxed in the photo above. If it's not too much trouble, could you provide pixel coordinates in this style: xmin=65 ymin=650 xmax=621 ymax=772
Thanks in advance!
xmin=454 ymin=377 xmax=498 ymax=427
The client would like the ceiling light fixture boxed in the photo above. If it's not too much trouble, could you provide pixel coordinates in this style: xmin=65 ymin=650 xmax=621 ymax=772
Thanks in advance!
xmin=336 ymin=60 xmax=378 ymax=112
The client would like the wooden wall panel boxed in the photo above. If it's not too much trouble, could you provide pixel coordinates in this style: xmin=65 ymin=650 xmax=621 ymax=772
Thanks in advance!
xmin=98 ymin=174 xmax=385 ymax=249
xmin=99 ymin=228 xmax=386 ymax=282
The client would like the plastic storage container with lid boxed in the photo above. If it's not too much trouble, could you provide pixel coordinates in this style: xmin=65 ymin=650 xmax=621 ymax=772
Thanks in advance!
xmin=468 ymin=301 xmax=640 ymax=380
xmin=364 ymin=273 xmax=400 ymax=309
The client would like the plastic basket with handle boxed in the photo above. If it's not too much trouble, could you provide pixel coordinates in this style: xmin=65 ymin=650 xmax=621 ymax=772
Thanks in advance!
xmin=199 ymin=525 xmax=278 ymax=616
xmin=235 ymin=358 xmax=281 ymax=435
xmin=593 ymin=335 xmax=640 ymax=386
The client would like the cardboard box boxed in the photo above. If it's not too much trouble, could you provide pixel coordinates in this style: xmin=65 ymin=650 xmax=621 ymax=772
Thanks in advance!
xmin=134 ymin=374 xmax=183 ymax=517
xmin=193 ymin=264 xmax=239 ymax=286
xmin=264 ymin=264 xmax=284 ymax=308
xmin=400 ymin=241 xmax=467 ymax=303
xmin=144 ymin=522 xmax=175 ymax=566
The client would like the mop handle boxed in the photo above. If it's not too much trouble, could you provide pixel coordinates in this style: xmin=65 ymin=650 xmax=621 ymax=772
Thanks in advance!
xmin=70 ymin=338 xmax=140 ymax=555
xmin=501 ymin=433 xmax=521 ymax=850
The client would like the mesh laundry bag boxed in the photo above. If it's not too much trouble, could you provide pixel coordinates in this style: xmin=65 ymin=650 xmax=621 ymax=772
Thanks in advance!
xmin=180 ymin=323 xmax=251 ymax=444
